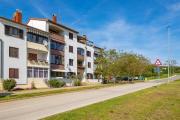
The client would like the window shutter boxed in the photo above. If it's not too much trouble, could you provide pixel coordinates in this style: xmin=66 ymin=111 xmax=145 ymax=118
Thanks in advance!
xmin=15 ymin=69 xmax=19 ymax=78
xmin=9 ymin=68 xmax=14 ymax=78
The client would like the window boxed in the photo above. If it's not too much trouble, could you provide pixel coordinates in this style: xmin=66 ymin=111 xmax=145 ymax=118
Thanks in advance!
xmin=69 ymin=59 xmax=73 ymax=66
xmin=27 ymin=32 xmax=48 ymax=44
xmin=44 ymin=69 xmax=48 ymax=78
xmin=9 ymin=68 xmax=19 ymax=78
xmin=5 ymin=25 xmax=24 ymax=39
xmin=51 ymin=71 xmax=64 ymax=77
xmin=69 ymin=46 xmax=73 ymax=53
xmin=9 ymin=47 xmax=19 ymax=58
xmin=34 ymin=68 xmax=39 ymax=78
xmin=87 ymin=51 xmax=91 ymax=57
xmin=28 ymin=53 xmax=37 ymax=61
xmin=50 ymin=40 xmax=64 ymax=51
xmin=39 ymin=68 xmax=44 ymax=78
xmin=77 ymin=60 xmax=83 ymax=67
xmin=87 ymin=73 xmax=93 ymax=79
xmin=69 ymin=32 xmax=73 ymax=40
xmin=77 ymin=48 xmax=84 ymax=56
xmin=27 ymin=67 xmax=48 ymax=78
xmin=51 ymin=55 xmax=64 ymax=65
xmin=88 ymin=62 xmax=91 ymax=68
xmin=27 ymin=67 xmax=33 ymax=78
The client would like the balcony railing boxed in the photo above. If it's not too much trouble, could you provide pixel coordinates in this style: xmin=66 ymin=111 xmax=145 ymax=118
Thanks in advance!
xmin=27 ymin=41 xmax=48 ymax=52
xmin=51 ymin=64 xmax=65 ymax=70
xmin=77 ymin=65 xmax=85 ymax=69
xmin=77 ymin=39 xmax=86 ymax=44
xmin=77 ymin=54 xmax=84 ymax=61
xmin=50 ymin=33 xmax=65 ymax=44
xmin=28 ymin=60 xmax=49 ymax=68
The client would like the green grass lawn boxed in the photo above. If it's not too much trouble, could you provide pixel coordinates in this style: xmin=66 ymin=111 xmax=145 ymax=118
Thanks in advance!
xmin=0 ymin=83 xmax=122 ymax=102
xmin=146 ymin=74 xmax=175 ymax=80
xmin=43 ymin=80 xmax=180 ymax=120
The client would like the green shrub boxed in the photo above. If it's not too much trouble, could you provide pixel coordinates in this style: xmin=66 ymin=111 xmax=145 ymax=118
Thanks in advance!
xmin=74 ymin=80 xmax=81 ymax=86
xmin=3 ymin=79 xmax=16 ymax=91
xmin=48 ymin=79 xmax=65 ymax=88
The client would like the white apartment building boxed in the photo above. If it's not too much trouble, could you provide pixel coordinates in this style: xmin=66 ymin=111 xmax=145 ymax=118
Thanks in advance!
xmin=27 ymin=15 xmax=95 ymax=81
xmin=0 ymin=13 xmax=27 ymax=85
xmin=0 ymin=10 xmax=100 ymax=89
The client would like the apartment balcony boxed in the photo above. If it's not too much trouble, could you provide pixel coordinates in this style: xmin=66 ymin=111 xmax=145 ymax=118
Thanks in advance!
xmin=27 ymin=41 xmax=48 ymax=52
xmin=77 ymin=68 xmax=85 ymax=76
xmin=77 ymin=54 xmax=84 ymax=61
xmin=50 ymin=33 xmax=65 ymax=44
xmin=77 ymin=36 xmax=86 ymax=44
xmin=77 ymin=65 xmax=85 ymax=69
xmin=27 ymin=60 xmax=49 ymax=68
xmin=51 ymin=64 xmax=65 ymax=70
xmin=51 ymin=49 xmax=64 ymax=56
xmin=77 ymin=39 xmax=86 ymax=44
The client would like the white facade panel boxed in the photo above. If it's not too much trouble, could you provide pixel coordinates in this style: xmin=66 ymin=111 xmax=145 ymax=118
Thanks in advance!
xmin=0 ymin=21 xmax=27 ymax=84
xmin=64 ymin=31 xmax=78 ymax=74
xmin=28 ymin=20 xmax=47 ymax=31
xmin=86 ymin=45 xmax=94 ymax=74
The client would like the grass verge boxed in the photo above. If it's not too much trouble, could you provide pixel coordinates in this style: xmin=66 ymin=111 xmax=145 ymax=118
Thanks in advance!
xmin=43 ymin=80 xmax=180 ymax=120
xmin=0 ymin=83 xmax=122 ymax=103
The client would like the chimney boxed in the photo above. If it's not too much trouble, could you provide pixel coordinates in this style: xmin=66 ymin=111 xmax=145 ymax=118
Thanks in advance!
xmin=12 ymin=9 xmax=22 ymax=23
xmin=12 ymin=12 xmax=16 ymax=21
xmin=52 ymin=14 xmax=57 ymax=23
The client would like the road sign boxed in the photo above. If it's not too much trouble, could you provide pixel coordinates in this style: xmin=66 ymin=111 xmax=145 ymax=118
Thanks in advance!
xmin=154 ymin=67 xmax=160 ymax=73
xmin=155 ymin=59 xmax=162 ymax=66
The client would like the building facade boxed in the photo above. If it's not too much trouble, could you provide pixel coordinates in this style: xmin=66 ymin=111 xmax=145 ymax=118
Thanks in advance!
xmin=0 ymin=10 xmax=101 ymax=89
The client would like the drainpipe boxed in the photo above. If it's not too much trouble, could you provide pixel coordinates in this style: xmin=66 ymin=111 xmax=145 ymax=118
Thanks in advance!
xmin=0 ymin=39 xmax=3 ymax=79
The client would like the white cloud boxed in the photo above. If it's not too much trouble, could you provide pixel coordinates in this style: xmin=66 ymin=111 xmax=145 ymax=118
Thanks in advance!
xmin=85 ymin=18 xmax=170 ymax=64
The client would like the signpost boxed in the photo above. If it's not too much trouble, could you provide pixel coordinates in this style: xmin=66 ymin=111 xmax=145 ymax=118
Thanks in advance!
xmin=155 ymin=59 xmax=162 ymax=79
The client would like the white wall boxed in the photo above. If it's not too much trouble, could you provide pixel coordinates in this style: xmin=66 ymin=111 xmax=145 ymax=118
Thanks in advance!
xmin=0 ymin=21 xmax=27 ymax=84
xmin=28 ymin=20 xmax=47 ymax=31
xmin=64 ymin=30 xmax=77 ymax=74
xmin=86 ymin=45 xmax=94 ymax=74
xmin=27 ymin=19 xmax=95 ymax=78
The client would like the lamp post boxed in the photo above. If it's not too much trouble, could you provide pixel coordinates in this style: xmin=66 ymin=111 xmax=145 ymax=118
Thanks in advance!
xmin=167 ymin=25 xmax=170 ymax=83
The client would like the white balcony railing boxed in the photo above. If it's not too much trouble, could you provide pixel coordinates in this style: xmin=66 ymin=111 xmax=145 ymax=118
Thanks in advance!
xmin=28 ymin=60 xmax=49 ymax=68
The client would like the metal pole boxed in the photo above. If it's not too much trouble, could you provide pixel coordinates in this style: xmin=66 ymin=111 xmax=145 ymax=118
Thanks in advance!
xmin=167 ymin=26 xmax=170 ymax=83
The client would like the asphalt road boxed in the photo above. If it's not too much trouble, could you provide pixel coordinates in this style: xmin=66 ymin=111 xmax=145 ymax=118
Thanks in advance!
xmin=0 ymin=76 xmax=179 ymax=120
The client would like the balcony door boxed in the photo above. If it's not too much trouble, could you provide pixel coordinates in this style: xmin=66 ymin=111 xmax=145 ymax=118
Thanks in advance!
xmin=28 ymin=53 xmax=37 ymax=61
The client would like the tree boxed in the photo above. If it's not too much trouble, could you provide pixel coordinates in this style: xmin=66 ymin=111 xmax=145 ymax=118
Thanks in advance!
xmin=94 ymin=49 xmax=108 ymax=82
xmin=117 ymin=53 xmax=150 ymax=80
xmin=95 ymin=50 xmax=151 ymax=83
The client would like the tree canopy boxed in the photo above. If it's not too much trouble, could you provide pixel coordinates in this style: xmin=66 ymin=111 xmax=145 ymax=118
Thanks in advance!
xmin=95 ymin=49 xmax=151 ymax=81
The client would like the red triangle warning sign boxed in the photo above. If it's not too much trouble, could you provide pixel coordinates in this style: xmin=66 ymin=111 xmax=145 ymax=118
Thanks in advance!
xmin=155 ymin=59 xmax=162 ymax=66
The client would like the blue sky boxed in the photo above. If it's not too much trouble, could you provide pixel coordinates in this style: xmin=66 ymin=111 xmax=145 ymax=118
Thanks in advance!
xmin=0 ymin=0 xmax=180 ymax=65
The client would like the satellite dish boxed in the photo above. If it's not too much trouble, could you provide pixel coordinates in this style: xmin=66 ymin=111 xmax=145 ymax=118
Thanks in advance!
xmin=43 ymin=40 xmax=48 ymax=46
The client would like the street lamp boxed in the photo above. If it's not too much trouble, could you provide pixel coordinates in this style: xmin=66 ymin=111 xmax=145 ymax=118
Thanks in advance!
xmin=167 ymin=25 xmax=170 ymax=83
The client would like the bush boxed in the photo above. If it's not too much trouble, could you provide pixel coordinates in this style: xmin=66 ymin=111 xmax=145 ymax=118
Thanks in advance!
xmin=74 ymin=80 xmax=81 ymax=86
xmin=3 ymin=79 xmax=16 ymax=91
xmin=48 ymin=79 xmax=65 ymax=88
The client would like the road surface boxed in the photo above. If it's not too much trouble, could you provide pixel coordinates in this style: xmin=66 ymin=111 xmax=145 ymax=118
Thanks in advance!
xmin=0 ymin=76 xmax=179 ymax=120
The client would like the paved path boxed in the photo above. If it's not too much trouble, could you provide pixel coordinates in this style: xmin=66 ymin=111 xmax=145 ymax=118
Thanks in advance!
xmin=0 ymin=76 xmax=179 ymax=120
